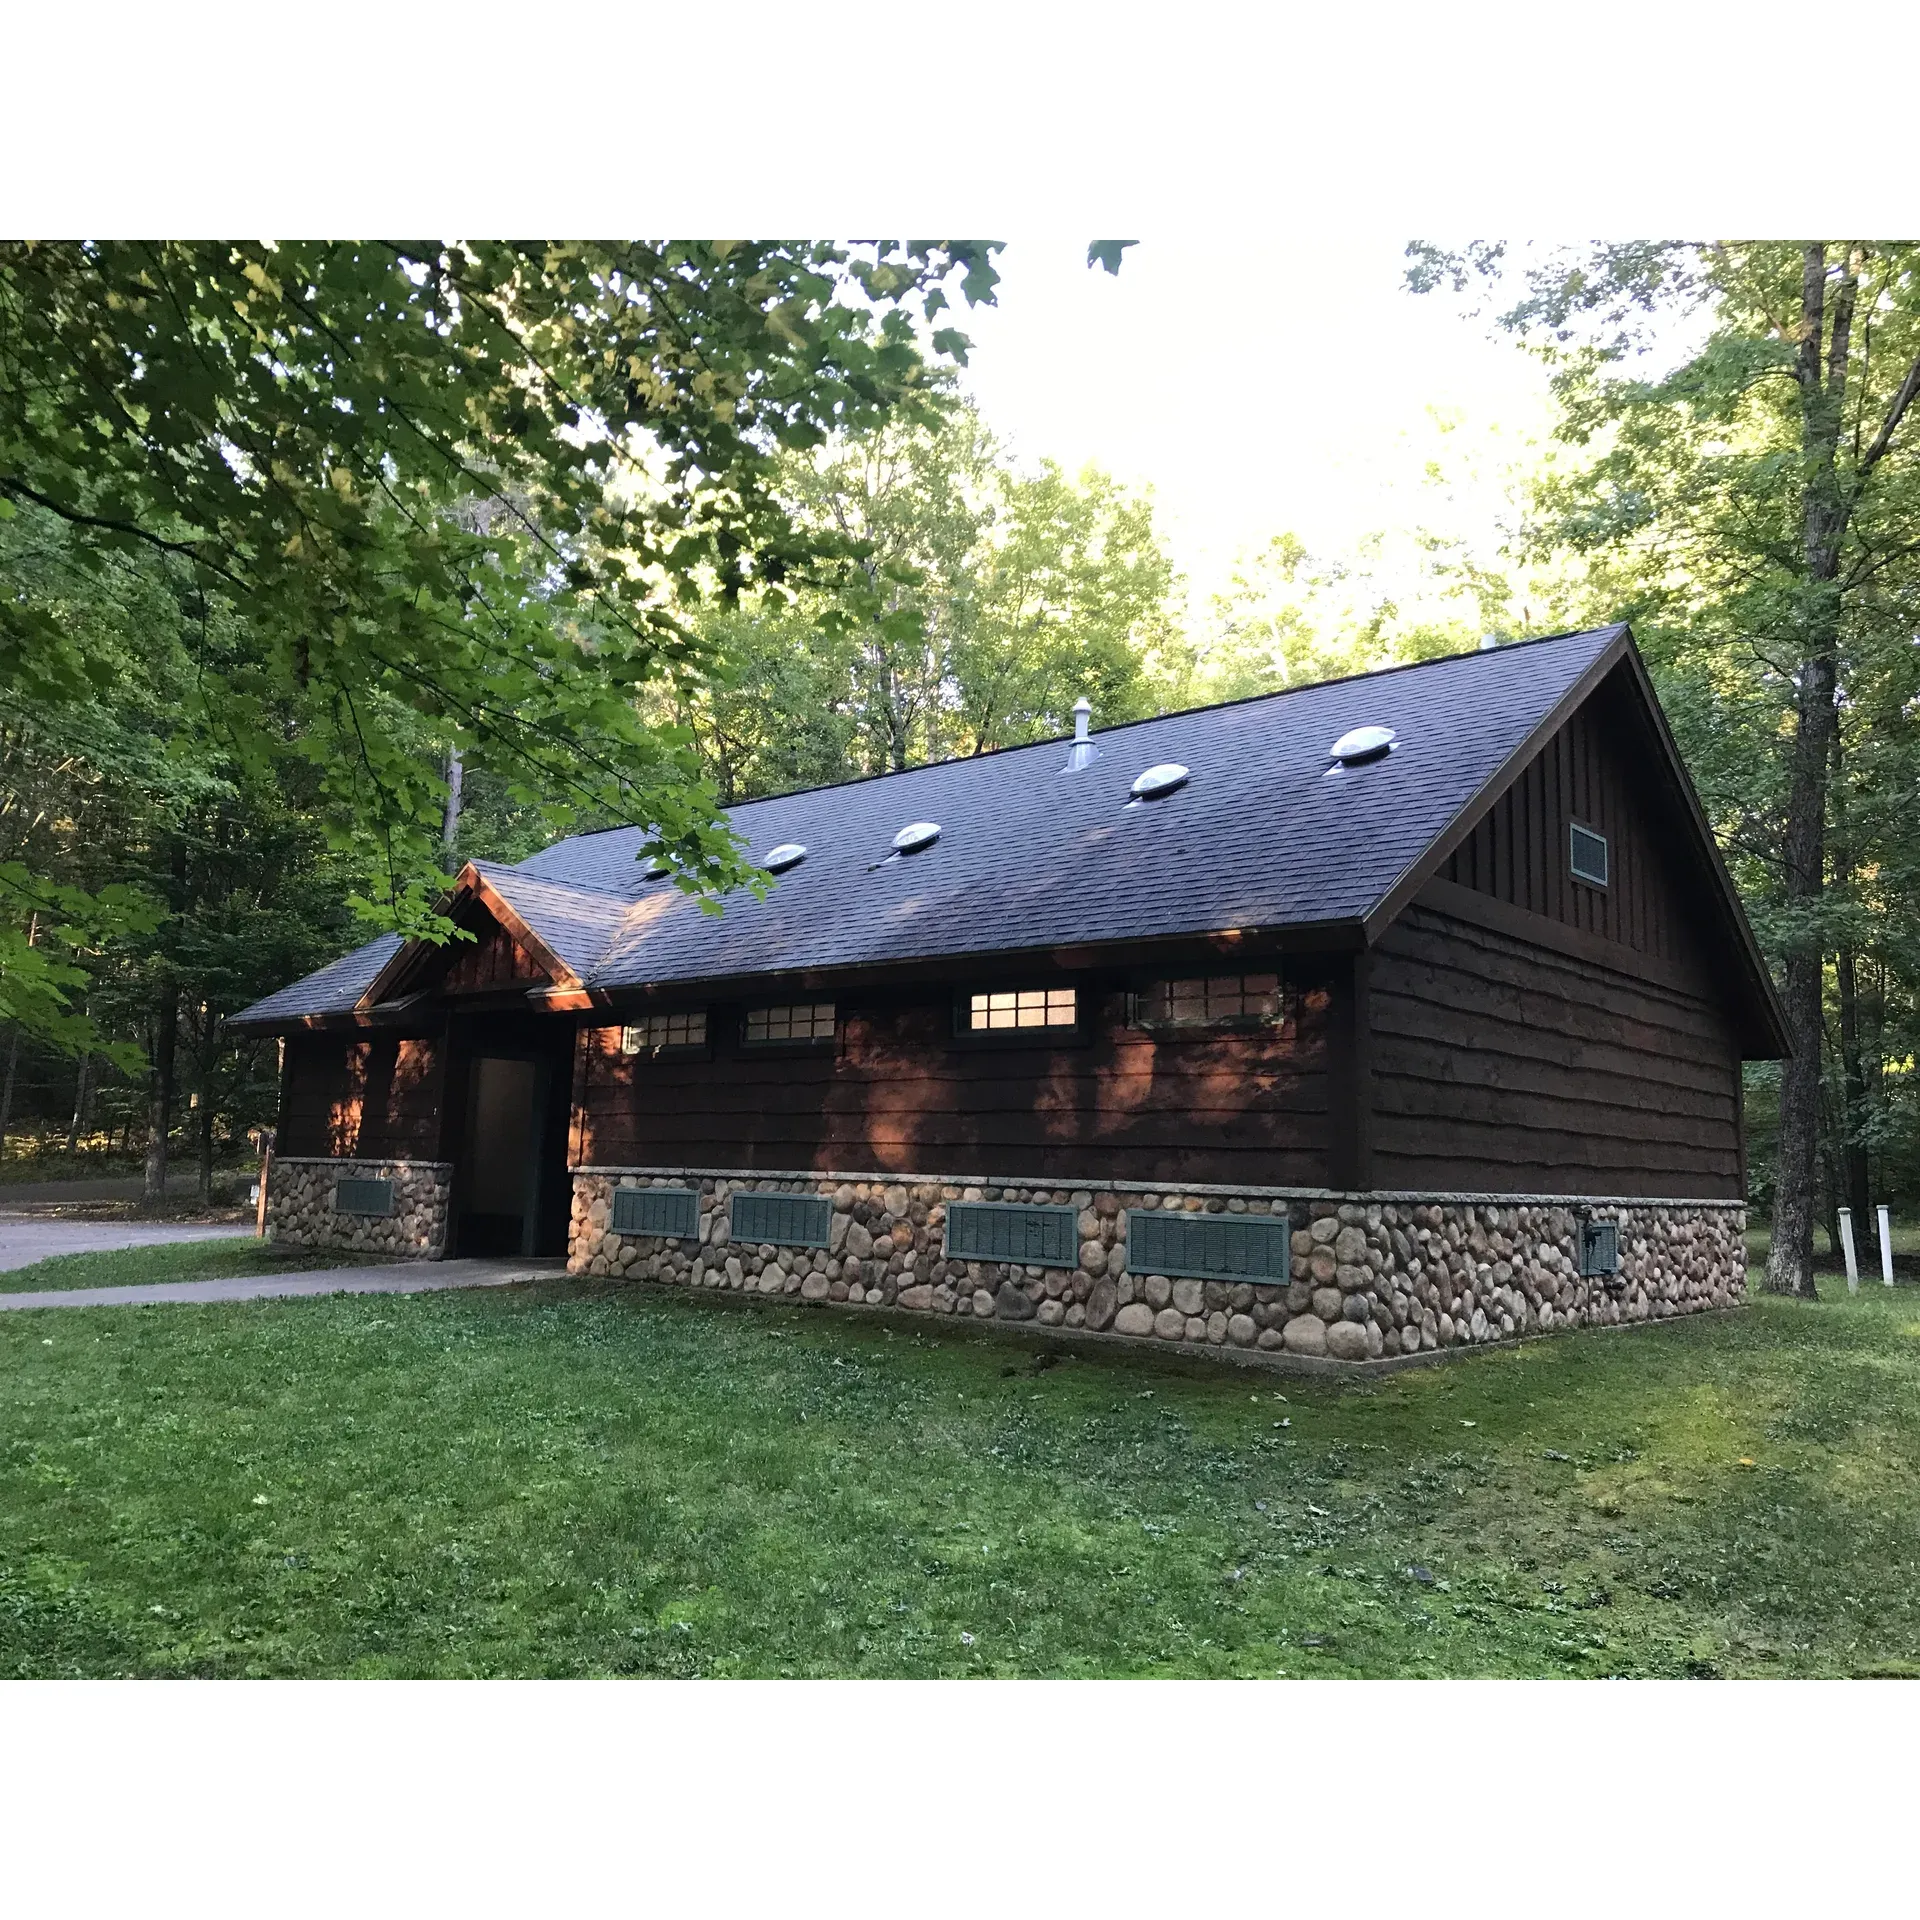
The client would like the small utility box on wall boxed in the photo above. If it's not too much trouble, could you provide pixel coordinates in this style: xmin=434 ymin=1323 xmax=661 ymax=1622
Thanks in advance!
xmin=1580 ymin=1220 xmax=1620 ymax=1278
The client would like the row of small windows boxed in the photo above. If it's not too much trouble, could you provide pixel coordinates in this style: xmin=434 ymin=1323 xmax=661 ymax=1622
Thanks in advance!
xmin=619 ymin=974 xmax=1293 ymax=1057
xmin=1138 ymin=972 xmax=1286 ymax=1028
xmin=745 ymin=1000 xmax=836 ymax=1044
xmin=621 ymin=1009 xmax=713 ymax=1054
xmin=967 ymin=987 xmax=1077 ymax=1032
xmin=622 ymin=1003 xmax=835 ymax=1055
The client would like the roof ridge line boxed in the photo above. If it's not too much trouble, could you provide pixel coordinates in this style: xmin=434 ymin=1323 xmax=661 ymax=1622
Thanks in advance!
xmin=523 ymin=623 xmax=1628 ymax=838
xmin=479 ymin=862 xmax=641 ymax=904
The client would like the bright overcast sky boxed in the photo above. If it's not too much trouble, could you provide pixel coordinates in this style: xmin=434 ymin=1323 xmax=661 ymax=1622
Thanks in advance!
xmin=954 ymin=238 xmax=1559 ymax=610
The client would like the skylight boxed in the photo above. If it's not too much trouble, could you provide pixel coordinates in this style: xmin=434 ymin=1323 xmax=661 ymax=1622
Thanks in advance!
xmin=892 ymin=821 xmax=941 ymax=854
xmin=763 ymin=843 xmax=806 ymax=873
xmin=1328 ymin=725 xmax=1397 ymax=768
xmin=1128 ymin=762 xmax=1190 ymax=802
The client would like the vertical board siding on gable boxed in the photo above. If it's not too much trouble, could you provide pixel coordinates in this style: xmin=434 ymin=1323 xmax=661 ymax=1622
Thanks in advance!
xmin=438 ymin=915 xmax=550 ymax=994
xmin=573 ymin=983 xmax=1333 ymax=1186
xmin=278 ymin=1033 xmax=445 ymax=1160
xmin=1368 ymin=906 xmax=1742 ymax=1197
xmin=1441 ymin=685 xmax=1708 ymax=977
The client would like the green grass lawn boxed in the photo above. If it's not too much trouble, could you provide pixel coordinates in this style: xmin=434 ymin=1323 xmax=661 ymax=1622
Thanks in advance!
xmin=1747 ymin=1220 xmax=1919 ymax=1271
xmin=0 ymin=1238 xmax=369 ymax=1295
xmin=5 ymin=1275 xmax=1919 ymax=1678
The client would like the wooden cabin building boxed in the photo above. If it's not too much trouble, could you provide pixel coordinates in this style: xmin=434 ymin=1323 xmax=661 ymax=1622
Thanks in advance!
xmin=233 ymin=625 xmax=1783 ymax=1365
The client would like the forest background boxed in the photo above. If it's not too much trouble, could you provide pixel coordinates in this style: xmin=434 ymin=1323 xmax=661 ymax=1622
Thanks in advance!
xmin=1 ymin=240 xmax=1914 ymax=1291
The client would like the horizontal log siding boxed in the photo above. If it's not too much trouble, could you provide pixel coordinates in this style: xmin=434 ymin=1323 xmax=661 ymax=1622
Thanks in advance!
xmin=1369 ymin=906 xmax=1742 ymax=1197
xmin=1441 ymin=686 xmax=1711 ymax=980
xmin=573 ymin=983 xmax=1333 ymax=1186
xmin=278 ymin=1033 xmax=445 ymax=1161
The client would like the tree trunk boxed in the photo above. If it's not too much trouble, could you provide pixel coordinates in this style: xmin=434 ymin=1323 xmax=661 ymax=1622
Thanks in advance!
xmin=0 ymin=1022 xmax=19 ymax=1159
xmin=0 ymin=915 xmax=37 ymax=1160
xmin=1765 ymin=245 xmax=1849 ymax=1298
xmin=142 ymin=991 xmax=177 ymax=1205
xmin=65 ymin=1052 xmax=91 ymax=1153
xmin=442 ymin=744 xmax=464 ymax=854
xmin=1830 ymin=733 xmax=1874 ymax=1256
xmin=197 ymin=1098 xmax=214 ymax=1205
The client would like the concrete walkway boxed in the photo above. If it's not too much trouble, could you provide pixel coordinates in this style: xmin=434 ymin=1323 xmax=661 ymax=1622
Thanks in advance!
xmin=0 ymin=1257 xmax=564 ymax=1312
xmin=0 ymin=1214 xmax=254 ymax=1273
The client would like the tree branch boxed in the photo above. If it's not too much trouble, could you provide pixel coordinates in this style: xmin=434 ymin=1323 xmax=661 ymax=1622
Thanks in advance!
xmin=1858 ymin=351 xmax=1920 ymax=478
xmin=0 ymin=477 xmax=243 ymax=586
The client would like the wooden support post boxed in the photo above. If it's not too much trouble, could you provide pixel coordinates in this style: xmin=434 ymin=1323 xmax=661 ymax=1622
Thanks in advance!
xmin=255 ymin=1143 xmax=272 ymax=1238
xmin=1327 ymin=947 xmax=1374 ymax=1192
xmin=1838 ymin=1207 xmax=1859 ymax=1292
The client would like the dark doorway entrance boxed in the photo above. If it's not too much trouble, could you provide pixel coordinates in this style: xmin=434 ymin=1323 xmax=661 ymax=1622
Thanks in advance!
xmin=451 ymin=1034 xmax=573 ymax=1257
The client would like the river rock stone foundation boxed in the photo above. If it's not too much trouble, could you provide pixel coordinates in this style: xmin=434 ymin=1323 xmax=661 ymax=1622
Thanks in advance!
xmin=568 ymin=1169 xmax=1747 ymax=1367
xmin=266 ymin=1157 xmax=452 ymax=1259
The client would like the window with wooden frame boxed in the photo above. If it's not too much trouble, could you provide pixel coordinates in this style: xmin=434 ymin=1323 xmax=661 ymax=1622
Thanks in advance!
xmin=742 ymin=1001 xmax=836 ymax=1046
xmin=1569 ymin=821 xmax=1609 ymax=888
xmin=619 ymin=1009 xmax=708 ymax=1055
xmin=1132 ymin=972 xmax=1294 ymax=1035
xmin=963 ymin=986 xmax=1078 ymax=1034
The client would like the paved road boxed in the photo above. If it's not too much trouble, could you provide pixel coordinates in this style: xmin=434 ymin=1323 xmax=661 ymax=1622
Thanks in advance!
xmin=0 ymin=1215 xmax=255 ymax=1273
xmin=0 ymin=1257 xmax=563 ymax=1312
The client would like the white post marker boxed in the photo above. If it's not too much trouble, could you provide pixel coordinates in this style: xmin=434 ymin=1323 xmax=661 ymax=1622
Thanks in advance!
xmin=1879 ymin=1206 xmax=1896 ymax=1288
xmin=1838 ymin=1207 xmax=1860 ymax=1293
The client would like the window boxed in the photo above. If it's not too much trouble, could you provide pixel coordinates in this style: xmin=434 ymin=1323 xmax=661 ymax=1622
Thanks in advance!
xmin=620 ymin=1010 xmax=707 ymax=1055
xmin=743 ymin=1001 xmax=836 ymax=1045
xmin=1570 ymin=821 xmax=1609 ymax=887
xmin=1137 ymin=972 xmax=1288 ymax=1029
xmin=966 ymin=987 xmax=1077 ymax=1032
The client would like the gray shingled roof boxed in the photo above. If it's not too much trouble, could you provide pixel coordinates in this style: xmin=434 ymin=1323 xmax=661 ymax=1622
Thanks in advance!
xmin=231 ymin=626 xmax=1627 ymax=1026
xmin=470 ymin=861 xmax=635 ymax=979
xmin=230 ymin=931 xmax=404 ymax=1028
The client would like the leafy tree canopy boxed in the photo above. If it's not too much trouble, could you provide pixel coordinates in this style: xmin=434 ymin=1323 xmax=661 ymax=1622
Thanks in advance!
xmin=0 ymin=240 xmax=1000 ymax=1044
xmin=1409 ymin=241 xmax=1920 ymax=1288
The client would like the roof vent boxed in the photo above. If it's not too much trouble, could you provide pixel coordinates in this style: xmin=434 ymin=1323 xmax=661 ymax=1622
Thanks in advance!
xmin=1128 ymin=762 xmax=1190 ymax=803
xmin=644 ymin=858 xmax=669 ymax=879
xmin=892 ymin=821 xmax=941 ymax=855
xmin=1328 ymin=725 xmax=1397 ymax=769
xmin=763 ymin=843 xmax=806 ymax=874
xmin=1062 ymin=697 xmax=1100 ymax=772
xmin=1479 ymin=632 xmax=1499 ymax=651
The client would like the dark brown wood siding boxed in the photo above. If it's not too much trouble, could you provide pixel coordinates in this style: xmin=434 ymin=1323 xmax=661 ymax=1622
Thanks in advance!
xmin=1368 ymin=904 xmax=1743 ymax=1197
xmin=278 ymin=1033 xmax=446 ymax=1160
xmin=573 ymin=973 xmax=1336 ymax=1186
xmin=438 ymin=918 xmax=550 ymax=994
xmin=1440 ymin=683 xmax=1713 ymax=980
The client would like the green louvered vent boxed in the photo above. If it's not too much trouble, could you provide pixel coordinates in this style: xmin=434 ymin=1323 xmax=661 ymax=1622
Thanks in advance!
xmin=731 ymin=1191 xmax=832 ymax=1248
xmin=334 ymin=1177 xmax=394 ymax=1219
xmin=1129 ymin=1208 xmax=1291 ymax=1285
xmin=609 ymin=1185 xmax=699 ymax=1240
xmin=944 ymin=1202 xmax=1078 ymax=1269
